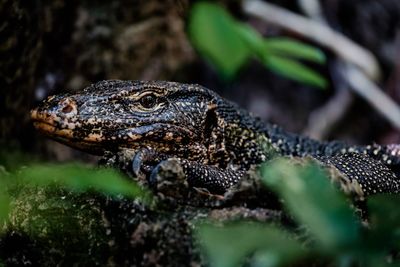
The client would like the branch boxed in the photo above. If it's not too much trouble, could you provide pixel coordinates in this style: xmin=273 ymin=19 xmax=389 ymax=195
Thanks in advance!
xmin=242 ymin=0 xmax=380 ymax=80
xmin=243 ymin=0 xmax=400 ymax=130
xmin=343 ymin=64 xmax=400 ymax=129
xmin=304 ymin=61 xmax=354 ymax=140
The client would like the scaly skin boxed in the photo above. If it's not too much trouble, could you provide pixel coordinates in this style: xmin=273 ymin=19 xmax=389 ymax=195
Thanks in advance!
xmin=31 ymin=80 xmax=400 ymax=195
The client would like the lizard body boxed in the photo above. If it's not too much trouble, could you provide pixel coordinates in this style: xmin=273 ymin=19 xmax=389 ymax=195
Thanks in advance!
xmin=31 ymin=80 xmax=400 ymax=195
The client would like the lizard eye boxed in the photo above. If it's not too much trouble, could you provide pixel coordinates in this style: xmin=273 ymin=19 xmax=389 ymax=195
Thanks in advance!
xmin=139 ymin=94 xmax=157 ymax=109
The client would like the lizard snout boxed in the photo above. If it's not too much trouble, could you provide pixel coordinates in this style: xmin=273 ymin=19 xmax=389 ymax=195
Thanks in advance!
xmin=58 ymin=97 xmax=78 ymax=117
xmin=31 ymin=95 xmax=78 ymax=132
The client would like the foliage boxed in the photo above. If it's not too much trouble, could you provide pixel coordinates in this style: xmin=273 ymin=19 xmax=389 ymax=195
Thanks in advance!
xmin=1 ymin=159 xmax=400 ymax=267
xmin=0 ymin=177 xmax=10 ymax=230
xmin=197 ymin=222 xmax=305 ymax=267
xmin=263 ymin=159 xmax=360 ymax=250
xmin=18 ymin=163 xmax=149 ymax=200
xmin=188 ymin=2 xmax=327 ymax=88
xmin=197 ymin=158 xmax=400 ymax=267
xmin=0 ymin=163 xmax=149 ymax=233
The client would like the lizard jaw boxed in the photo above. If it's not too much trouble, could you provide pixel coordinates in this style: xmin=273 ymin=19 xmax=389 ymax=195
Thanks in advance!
xmin=31 ymin=108 xmax=198 ymax=155
xmin=31 ymin=108 xmax=107 ymax=155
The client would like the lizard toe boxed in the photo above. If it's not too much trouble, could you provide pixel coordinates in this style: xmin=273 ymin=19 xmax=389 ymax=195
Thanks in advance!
xmin=131 ymin=152 xmax=144 ymax=177
xmin=131 ymin=148 xmax=169 ymax=177
xmin=149 ymin=158 xmax=187 ymax=191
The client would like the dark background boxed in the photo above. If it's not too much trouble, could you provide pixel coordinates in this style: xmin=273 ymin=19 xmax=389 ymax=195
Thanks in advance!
xmin=2 ymin=0 xmax=400 ymax=165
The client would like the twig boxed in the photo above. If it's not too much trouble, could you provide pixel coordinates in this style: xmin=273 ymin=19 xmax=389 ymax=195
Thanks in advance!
xmin=243 ymin=0 xmax=400 ymax=130
xmin=304 ymin=61 xmax=354 ymax=140
xmin=242 ymin=0 xmax=380 ymax=80
xmin=297 ymin=0 xmax=325 ymax=23
xmin=343 ymin=64 xmax=400 ymax=129
xmin=299 ymin=0 xmax=354 ymax=139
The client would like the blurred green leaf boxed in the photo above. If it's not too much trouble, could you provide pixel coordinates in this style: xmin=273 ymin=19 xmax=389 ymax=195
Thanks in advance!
xmin=17 ymin=163 xmax=150 ymax=202
xmin=197 ymin=222 xmax=305 ymax=267
xmin=264 ymin=38 xmax=326 ymax=63
xmin=0 ymin=150 xmax=39 ymax=171
xmin=261 ymin=159 xmax=360 ymax=250
xmin=262 ymin=55 xmax=327 ymax=88
xmin=188 ymin=2 xmax=328 ymax=88
xmin=368 ymin=195 xmax=400 ymax=250
xmin=0 ymin=193 xmax=10 ymax=227
xmin=235 ymin=23 xmax=265 ymax=53
xmin=236 ymin=26 xmax=328 ymax=89
xmin=0 ymin=178 xmax=10 ymax=229
xmin=188 ymin=2 xmax=250 ymax=80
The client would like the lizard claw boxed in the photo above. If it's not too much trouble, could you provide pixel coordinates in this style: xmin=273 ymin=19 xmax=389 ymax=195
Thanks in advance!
xmin=131 ymin=148 xmax=168 ymax=180
xmin=149 ymin=158 xmax=188 ymax=194
xmin=131 ymin=151 xmax=145 ymax=177
xmin=131 ymin=148 xmax=169 ymax=178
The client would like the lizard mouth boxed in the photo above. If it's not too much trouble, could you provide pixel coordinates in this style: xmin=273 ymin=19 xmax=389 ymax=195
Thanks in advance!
xmin=31 ymin=108 xmax=198 ymax=155
xmin=31 ymin=108 xmax=103 ymax=153
xmin=31 ymin=109 xmax=75 ymax=138
xmin=31 ymin=116 xmax=109 ymax=155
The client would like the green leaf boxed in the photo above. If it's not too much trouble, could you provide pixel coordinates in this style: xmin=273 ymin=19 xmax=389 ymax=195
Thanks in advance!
xmin=262 ymin=55 xmax=328 ymax=88
xmin=367 ymin=195 xmax=400 ymax=250
xmin=264 ymin=38 xmax=326 ymax=64
xmin=196 ymin=222 xmax=305 ymax=267
xmin=0 ymin=170 xmax=11 ymax=230
xmin=261 ymin=158 xmax=360 ymax=250
xmin=235 ymin=23 xmax=265 ymax=53
xmin=17 ymin=163 xmax=150 ymax=202
xmin=188 ymin=2 xmax=328 ymax=88
xmin=188 ymin=2 xmax=251 ymax=80
xmin=0 ymin=150 xmax=39 ymax=171
xmin=0 ymin=178 xmax=10 ymax=229
xmin=0 ymin=192 xmax=10 ymax=227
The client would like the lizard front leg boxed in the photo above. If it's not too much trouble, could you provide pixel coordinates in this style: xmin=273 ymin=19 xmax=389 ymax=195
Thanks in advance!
xmin=131 ymin=148 xmax=245 ymax=195
xmin=150 ymin=158 xmax=246 ymax=195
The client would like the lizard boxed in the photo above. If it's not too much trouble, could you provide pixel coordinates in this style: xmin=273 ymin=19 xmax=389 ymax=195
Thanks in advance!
xmin=30 ymin=80 xmax=400 ymax=197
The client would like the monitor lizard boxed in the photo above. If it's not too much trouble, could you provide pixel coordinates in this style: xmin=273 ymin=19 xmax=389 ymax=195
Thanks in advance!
xmin=30 ymin=80 xmax=400 ymax=197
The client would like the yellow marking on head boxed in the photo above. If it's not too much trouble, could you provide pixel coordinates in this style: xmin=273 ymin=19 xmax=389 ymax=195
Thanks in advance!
xmin=207 ymin=103 xmax=217 ymax=110
xmin=164 ymin=132 xmax=174 ymax=141
xmin=33 ymin=121 xmax=75 ymax=139
xmin=85 ymin=133 xmax=104 ymax=142
xmin=127 ymin=133 xmax=142 ymax=141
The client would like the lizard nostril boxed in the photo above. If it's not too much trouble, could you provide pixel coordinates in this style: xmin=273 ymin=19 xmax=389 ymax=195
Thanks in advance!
xmin=62 ymin=105 xmax=73 ymax=113
xmin=59 ymin=98 xmax=77 ymax=116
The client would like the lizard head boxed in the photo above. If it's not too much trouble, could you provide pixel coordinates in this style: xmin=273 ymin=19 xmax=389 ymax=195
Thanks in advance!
xmin=31 ymin=80 xmax=219 ymax=156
